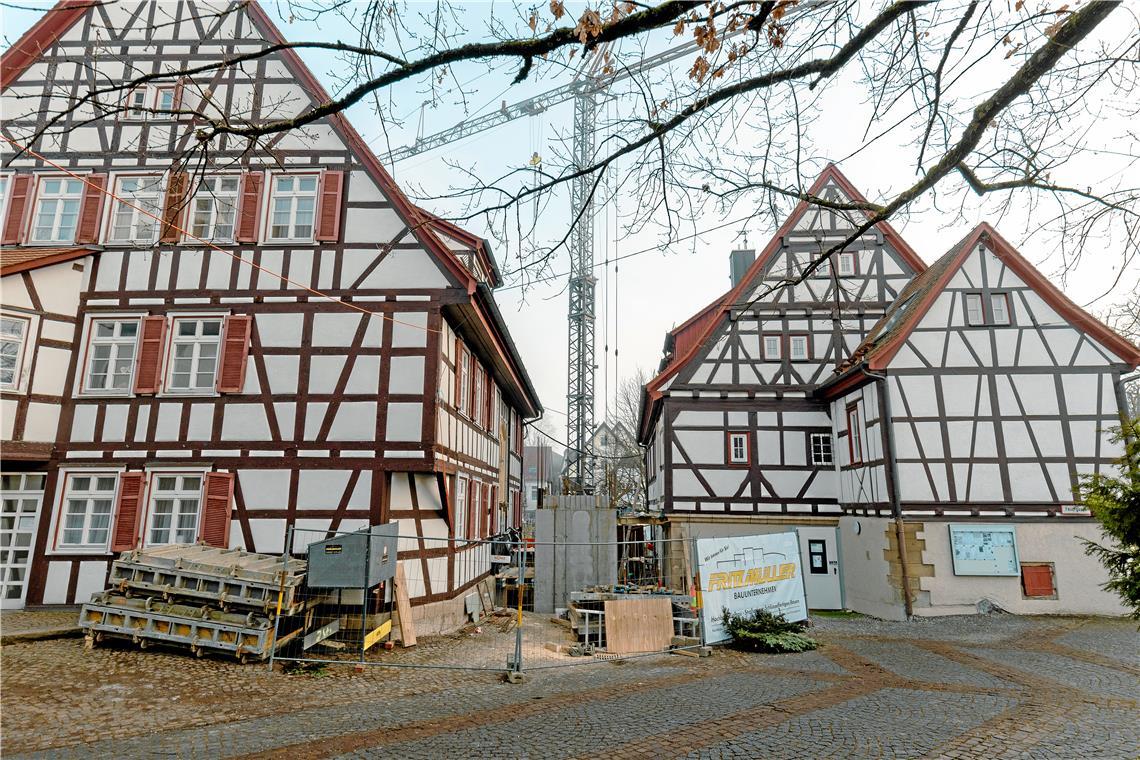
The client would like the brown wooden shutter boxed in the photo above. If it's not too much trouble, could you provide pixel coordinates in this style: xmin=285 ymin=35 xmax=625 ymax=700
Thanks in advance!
xmin=1 ymin=174 xmax=32 ymax=245
xmin=216 ymin=314 xmax=252 ymax=392
xmin=235 ymin=172 xmax=264 ymax=243
xmin=315 ymin=170 xmax=343 ymax=242
xmin=1021 ymin=565 xmax=1054 ymax=597
xmin=133 ymin=316 xmax=167 ymax=394
xmin=111 ymin=472 xmax=146 ymax=552
xmin=199 ymin=472 xmax=234 ymax=548
xmin=74 ymin=174 xmax=107 ymax=244
xmin=159 ymin=171 xmax=188 ymax=243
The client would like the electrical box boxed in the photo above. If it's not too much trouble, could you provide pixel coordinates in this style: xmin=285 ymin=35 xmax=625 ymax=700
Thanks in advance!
xmin=307 ymin=523 xmax=398 ymax=588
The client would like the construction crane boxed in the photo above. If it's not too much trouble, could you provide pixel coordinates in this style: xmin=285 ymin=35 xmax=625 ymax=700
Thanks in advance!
xmin=383 ymin=34 xmax=739 ymax=493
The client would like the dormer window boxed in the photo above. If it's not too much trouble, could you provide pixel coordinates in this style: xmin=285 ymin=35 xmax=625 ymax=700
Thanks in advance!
xmin=837 ymin=252 xmax=857 ymax=276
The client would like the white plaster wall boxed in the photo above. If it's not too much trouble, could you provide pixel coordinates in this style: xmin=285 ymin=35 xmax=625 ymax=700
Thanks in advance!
xmin=915 ymin=521 xmax=1128 ymax=617
xmin=837 ymin=516 xmax=906 ymax=621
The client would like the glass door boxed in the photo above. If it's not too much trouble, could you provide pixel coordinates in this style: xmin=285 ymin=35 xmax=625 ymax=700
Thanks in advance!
xmin=1 ymin=473 xmax=45 ymax=609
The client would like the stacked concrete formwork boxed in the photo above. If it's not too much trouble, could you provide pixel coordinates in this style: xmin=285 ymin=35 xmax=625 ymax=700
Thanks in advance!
xmin=534 ymin=494 xmax=618 ymax=614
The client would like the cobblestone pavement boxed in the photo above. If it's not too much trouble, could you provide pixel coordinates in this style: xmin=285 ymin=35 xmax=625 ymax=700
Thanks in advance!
xmin=2 ymin=613 xmax=1137 ymax=759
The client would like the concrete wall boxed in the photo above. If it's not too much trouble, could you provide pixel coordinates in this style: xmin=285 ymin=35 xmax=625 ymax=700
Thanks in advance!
xmin=915 ymin=520 xmax=1127 ymax=617
xmin=837 ymin=516 xmax=908 ymax=621
xmin=533 ymin=496 xmax=618 ymax=613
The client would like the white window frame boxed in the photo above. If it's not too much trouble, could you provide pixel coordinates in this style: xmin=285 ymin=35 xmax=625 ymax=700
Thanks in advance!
xmin=164 ymin=315 xmax=224 ymax=395
xmin=990 ymin=293 xmax=1011 ymax=326
xmin=458 ymin=347 xmax=471 ymax=417
xmin=810 ymin=433 xmax=833 ymax=466
xmin=0 ymin=175 xmax=11 ymax=227
xmin=0 ymin=314 xmax=31 ymax=391
xmin=965 ymin=293 xmax=985 ymax=326
xmin=80 ymin=317 xmax=142 ymax=396
xmin=837 ymin=252 xmax=857 ymax=276
xmin=54 ymin=471 xmax=120 ymax=552
xmin=788 ymin=335 xmax=810 ymax=362
xmin=265 ymin=173 xmax=319 ymax=242
xmin=123 ymin=87 xmax=149 ymax=119
xmin=727 ymin=432 xmax=749 ymax=464
xmin=847 ymin=405 xmax=863 ymax=465
xmin=812 ymin=256 xmax=832 ymax=278
xmin=28 ymin=175 xmax=84 ymax=245
xmin=144 ymin=472 xmax=204 ymax=547
xmin=455 ymin=475 xmax=469 ymax=541
xmin=0 ymin=472 xmax=46 ymax=607
xmin=186 ymin=175 xmax=240 ymax=242
xmin=154 ymin=86 xmax=177 ymax=113
xmin=763 ymin=335 xmax=782 ymax=361
xmin=106 ymin=174 xmax=164 ymax=245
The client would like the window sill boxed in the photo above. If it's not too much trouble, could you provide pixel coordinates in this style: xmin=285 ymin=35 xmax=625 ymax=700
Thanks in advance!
xmin=263 ymin=237 xmax=316 ymax=245
xmin=159 ymin=389 xmax=220 ymax=398
xmin=77 ymin=390 xmax=135 ymax=398
xmin=49 ymin=545 xmax=112 ymax=555
xmin=24 ymin=240 xmax=79 ymax=248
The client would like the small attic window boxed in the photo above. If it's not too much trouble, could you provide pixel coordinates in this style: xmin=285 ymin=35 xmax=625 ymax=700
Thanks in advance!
xmin=875 ymin=295 xmax=915 ymax=341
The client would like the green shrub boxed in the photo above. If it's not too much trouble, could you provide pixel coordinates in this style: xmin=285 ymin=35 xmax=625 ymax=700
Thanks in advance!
xmin=720 ymin=608 xmax=818 ymax=653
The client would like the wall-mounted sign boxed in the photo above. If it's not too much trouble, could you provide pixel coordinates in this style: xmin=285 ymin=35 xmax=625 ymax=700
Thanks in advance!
xmin=1060 ymin=505 xmax=1091 ymax=516
xmin=696 ymin=532 xmax=808 ymax=644
xmin=948 ymin=524 xmax=1019 ymax=576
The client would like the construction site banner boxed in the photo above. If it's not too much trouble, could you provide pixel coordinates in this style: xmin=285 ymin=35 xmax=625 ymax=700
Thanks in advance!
xmin=696 ymin=532 xmax=808 ymax=644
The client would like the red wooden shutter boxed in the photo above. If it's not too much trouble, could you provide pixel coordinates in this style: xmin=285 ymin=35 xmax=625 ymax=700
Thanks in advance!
xmin=2 ymin=174 xmax=32 ymax=245
xmin=235 ymin=172 xmax=264 ymax=243
xmin=133 ymin=316 xmax=167 ymax=394
xmin=172 ymin=79 xmax=185 ymax=110
xmin=315 ymin=170 xmax=343 ymax=241
xmin=74 ymin=174 xmax=107 ymax=244
xmin=159 ymin=171 xmax=188 ymax=243
xmin=199 ymin=472 xmax=234 ymax=548
xmin=216 ymin=314 xmax=252 ymax=393
xmin=1021 ymin=565 xmax=1054 ymax=597
xmin=111 ymin=473 xmax=146 ymax=552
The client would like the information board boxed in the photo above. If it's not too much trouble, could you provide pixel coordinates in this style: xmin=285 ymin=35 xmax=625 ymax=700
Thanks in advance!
xmin=948 ymin=524 xmax=1020 ymax=576
xmin=696 ymin=532 xmax=808 ymax=644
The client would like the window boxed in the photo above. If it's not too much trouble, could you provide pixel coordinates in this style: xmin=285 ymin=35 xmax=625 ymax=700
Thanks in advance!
xmin=763 ymin=335 xmax=782 ymax=360
xmin=124 ymin=88 xmax=148 ymax=118
xmin=457 ymin=346 xmax=471 ymax=416
xmin=108 ymin=176 xmax=164 ymax=243
xmin=59 ymin=473 xmax=117 ymax=549
xmin=846 ymin=405 xmax=863 ymax=465
xmin=455 ymin=476 xmax=468 ymax=541
xmin=267 ymin=175 xmax=318 ymax=241
xmin=84 ymin=319 xmax=139 ymax=392
xmin=155 ymin=87 xmax=177 ymax=112
xmin=472 ymin=364 xmax=485 ymax=426
xmin=810 ymin=433 xmax=833 ymax=466
xmin=991 ymin=293 xmax=1011 ymax=325
xmin=965 ymin=293 xmax=984 ymax=326
xmin=188 ymin=176 xmax=239 ymax=241
xmin=0 ymin=316 xmax=29 ymax=390
xmin=789 ymin=335 xmax=810 ymax=362
xmin=147 ymin=474 xmax=202 ymax=546
xmin=727 ymin=432 xmax=750 ymax=465
xmin=30 ymin=177 xmax=84 ymax=243
xmin=167 ymin=318 xmax=223 ymax=392
xmin=813 ymin=256 xmax=831 ymax=277
xmin=837 ymin=252 xmax=857 ymax=276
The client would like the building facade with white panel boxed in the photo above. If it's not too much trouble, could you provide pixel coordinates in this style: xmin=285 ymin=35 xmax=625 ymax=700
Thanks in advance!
xmin=822 ymin=223 xmax=1140 ymax=619
xmin=0 ymin=0 xmax=540 ymax=627
xmin=639 ymin=165 xmax=927 ymax=609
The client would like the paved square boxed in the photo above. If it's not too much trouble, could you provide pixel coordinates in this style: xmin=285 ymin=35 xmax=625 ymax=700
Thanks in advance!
xmin=1 ymin=614 xmax=1136 ymax=758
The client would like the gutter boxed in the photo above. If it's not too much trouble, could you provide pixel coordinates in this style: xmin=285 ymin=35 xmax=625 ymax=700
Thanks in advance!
xmin=860 ymin=367 xmax=914 ymax=620
xmin=473 ymin=282 xmax=543 ymax=417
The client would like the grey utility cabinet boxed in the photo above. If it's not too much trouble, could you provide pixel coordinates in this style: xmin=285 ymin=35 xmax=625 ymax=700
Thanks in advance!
xmin=307 ymin=523 xmax=398 ymax=589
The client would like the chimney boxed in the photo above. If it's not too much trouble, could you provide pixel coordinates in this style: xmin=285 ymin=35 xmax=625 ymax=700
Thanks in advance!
xmin=729 ymin=248 xmax=755 ymax=287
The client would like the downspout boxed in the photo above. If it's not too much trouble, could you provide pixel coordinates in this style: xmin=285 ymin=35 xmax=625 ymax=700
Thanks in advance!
xmin=862 ymin=368 xmax=914 ymax=619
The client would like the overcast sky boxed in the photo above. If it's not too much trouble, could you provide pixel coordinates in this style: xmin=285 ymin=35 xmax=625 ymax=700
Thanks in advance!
xmin=3 ymin=2 xmax=1137 ymax=445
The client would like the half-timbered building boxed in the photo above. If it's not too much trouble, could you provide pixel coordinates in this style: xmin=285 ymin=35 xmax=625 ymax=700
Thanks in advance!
xmin=0 ymin=0 xmax=540 ymax=628
xmin=821 ymin=223 xmax=1140 ymax=618
xmin=0 ymin=247 xmax=96 ymax=607
xmin=638 ymin=165 xmax=926 ymax=609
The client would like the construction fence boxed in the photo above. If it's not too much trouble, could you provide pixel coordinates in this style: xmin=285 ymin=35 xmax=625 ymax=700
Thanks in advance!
xmin=267 ymin=526 xmax=704 ymax=674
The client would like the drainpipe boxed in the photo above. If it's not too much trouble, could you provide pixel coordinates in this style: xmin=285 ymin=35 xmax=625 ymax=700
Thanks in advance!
xmin=862 ymin=368 xmax=914 ymax=619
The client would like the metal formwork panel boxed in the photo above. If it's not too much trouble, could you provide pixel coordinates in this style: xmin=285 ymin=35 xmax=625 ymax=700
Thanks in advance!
xmin=109 ymin=544 xmax=306 ymax=614
xmin=79 ymin=593 xmax=275 ymax=660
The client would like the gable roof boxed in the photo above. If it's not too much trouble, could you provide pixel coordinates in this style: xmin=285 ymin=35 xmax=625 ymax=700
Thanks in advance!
xmin=824 ymin=222 xmax=1140 ymax=392
xmin=0 ymin=246 xmax=96 ymax=276
xmin=1 ymin=0 xmax=541 ymax=416
xmin=638 ymin=164 xmax=927 ymax=441
xmin=415 ymin=207 xmax=503 ymax=288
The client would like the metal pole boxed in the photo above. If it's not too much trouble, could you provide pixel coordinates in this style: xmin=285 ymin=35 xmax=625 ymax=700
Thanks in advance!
xmin=513 ymin=539 xmax=524 ymax=673
xmin=360 ymin=530 xmax=370 ymax=664
xmin=268 ymin=525 xmax=293 ymax=671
